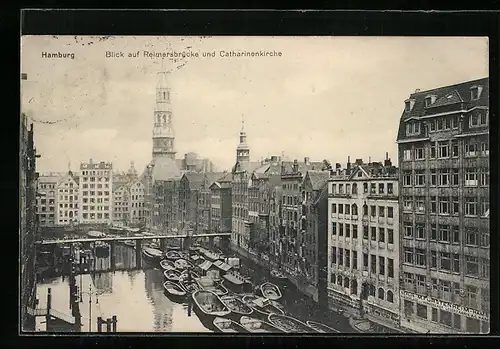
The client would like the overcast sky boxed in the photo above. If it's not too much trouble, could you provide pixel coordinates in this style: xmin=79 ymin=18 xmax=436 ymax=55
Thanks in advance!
xmin=21 ymin=36 xmax=488 ymax=173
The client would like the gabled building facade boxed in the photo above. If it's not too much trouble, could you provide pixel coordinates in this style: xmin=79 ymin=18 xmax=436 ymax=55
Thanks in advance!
xmin=328 ymin=157 xmax=400 ymax=330
xmin=396 ymin=78 xmax=490 ymax=334
xmin=55 ymin=171 xmax=80 ymax=226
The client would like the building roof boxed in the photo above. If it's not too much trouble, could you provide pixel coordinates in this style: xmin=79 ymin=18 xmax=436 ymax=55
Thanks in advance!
xmin=80 ymin=160 xmax=113 ymax=170
xmin=398 ymin=77 xmax=489 ymax=141
xmin=281 ymin=160 xmax=326 ymax=176
xmin=152 ymin=157 xmax=181 ymax=182
xmin=303 ymin=170 xmax=330 ymax=190
xmin=232 ymin=160 xmax=262 ymax=174
xmin=181 ymin=172 xmax=206 ymax=190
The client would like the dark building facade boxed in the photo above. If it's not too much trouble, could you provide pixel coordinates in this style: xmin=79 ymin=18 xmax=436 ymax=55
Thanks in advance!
xmin=396 ymin=78 xmax=489 ymax=333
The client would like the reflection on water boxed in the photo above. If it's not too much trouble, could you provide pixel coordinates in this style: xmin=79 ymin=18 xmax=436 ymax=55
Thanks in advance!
xmin=36 ymin=243 xmax=211 ymax=332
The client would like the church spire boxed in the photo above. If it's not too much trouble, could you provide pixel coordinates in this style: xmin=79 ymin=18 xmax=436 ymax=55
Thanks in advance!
xmin=236 ymin=114 xmax=250 ymax=164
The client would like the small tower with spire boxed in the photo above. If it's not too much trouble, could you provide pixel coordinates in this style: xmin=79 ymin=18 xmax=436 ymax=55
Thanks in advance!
xmin=236 ymin=115 xmax=250 ymax=165
xmin=127 ymin=161 xmax=138 ymax=179
xmin=152 ymin=58 xmax=176 ymax=163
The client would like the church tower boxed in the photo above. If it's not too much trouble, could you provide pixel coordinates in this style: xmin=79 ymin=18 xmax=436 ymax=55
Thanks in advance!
xmin=236 ymin=117 xmax=250 ymax=164
xmin=152 ymin=62 xmax=176 ymax=163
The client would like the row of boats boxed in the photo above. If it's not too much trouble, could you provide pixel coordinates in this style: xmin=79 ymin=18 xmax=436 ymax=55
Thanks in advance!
xmin=150 ymin=245 xmax=339 ymax=334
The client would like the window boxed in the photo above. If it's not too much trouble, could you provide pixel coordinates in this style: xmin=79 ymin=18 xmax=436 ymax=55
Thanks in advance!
xmin=370 ymin=206 xmax=376 ymax=217
xmin=378 ymin=183 xmax=385 ymax=194
xmin=345 ymin=224 xmax=351 ymax=238
xmin=431 ymin=251 xmax=437 ymax=269
xmin=404 ymin=225 xmax=413 ymax=238
xmin=404 ymin=248 xmax=414 ymax=264
xmin=452 ymin=225 xmax=460 ymax=244
xmin=481 ymin=141 xmax=489 ymax=156
xmin=440 ymin=252 xmax=451 ymax=271
xmin=339 ymin=224 xmax=344 ymax=236
xmin=429 ymin=119 xmax=436 ymax=131
xmin=452 ymin=169 xmax=459 ymax=186
xmin=478 ymin=169 xmax=489 ymax=187
xmin=430 ymin=143 xmax=437 ymax=158
xmin=440 ymin=309 xmax=453 ymax=327
xmin=332 ymin=222 xmax=337 ymax=235
xmin=432 ymin=308 xmax=438 ymax=322
xmin=352 ymin=204 xmax=358 ymax=215
xmin=416 ymin=274 xmax=426 ymax=294
xmin=425 ymin=97 xmax=432 ymax=108
xmin=388 ymin=229 xmax=394 ymax=244
xmin=416 ymin=224 xmax=425 ymax=239
xmin=379 ymin=206 xmax=385 ymax=217
xmin=466 ymin=256 xmax=479 ymax=276
xmin=416 ymin=249 xmax=426 ymax=266
xmin=370 ymin=254 xmax=376 ymax=273
xmin=439 ymin=224 xmax=451 ymax=242
xmin=338 ymin=204 xmax=343 ymax=214
xmin=363 ymin=226 xmax=369 ymax=240
xmin=465 ymin=169 xmax=478 ymax=186
xmin=465 ymin=198 xmax=478 ymax=216
xmin=352 ymin=225 xmax=358 ymax=239
xmin=471 ymin=87 xmax=480 ymax=100
xmin=417 ymin=304 xmax=428 ymax=319
xmin=431 ymin=196 xmax=437 ymax=213
xmin=331 ymin=204 xmax=336 ymax=214
xmin=466 ymin=227 xmax=479 ymax=246
xmin=405 ymin=101 xmax=411 ymax=112
xmin=415 ymin=197 xmax=425 ymax=213
xmin=430 ymin=169 xmax=437 ymax=186
xmin=470 ymin=110 xmax=488 ymax=127
xmin=378 ymin=288 xmax=385 ymax=300
xmin=379 ymin=228 xmax=385 ymax=242
xmin=371 ymin=227 xmax=376 ymax=241
xmin=353 ymin=251 xmax=358 ymax=270
xmin=437 ymin=118 xmax=444 ymax=130
xmin=403 ymin=172 xmax=412 ymax=186
xmin=387 ymin=206 xmax=394 ymax=218
xmin=438 ymin=142 xmax=450 ymax=158
xmin=452 ymin=141 xmax=459 ymax=157
xmin=404 ymin=299 xmax=414 ymax=316
xmin=403 ymin=197 xmax=412 ymax=211
xmin=363 ymin=204 xmax=368 ymax=216
xmin=331 ymin=247 xmax=337 ymax=264
xmin=363 ymin=183 xmax=368 ymax=193
xmin=415 ymin=171 xmax=425 ymax=186
xmin=403 ymin=149 xmax=412 ymax=161
xmin=452 ymin=254 xmax=460 ymax=273
xmin=338 ymin=248 xmax=344 ymax=266
xmin=370 ymin=183 xmax=376 ymax=194
xmin=415 ymin=147 xmax=425 ymax=160
xmin=466 ymin=286 xmax=478 ymax=310
xmin=363 ymin=253 xmax=368 ymax=270
xmin=438 ymin=169 xmax=450 ymax=186
xmin=345 ymin=204 xmax=350 ymax=215
xmin=345 ymin=250 xmax=351 ymax=268
xmin=379 ymin=256 xmax=385 ymax=276
xmin=465 ymin=141 xmax=477 ymax=157
xmin=439 ymin=197 xmax=450 ymax=215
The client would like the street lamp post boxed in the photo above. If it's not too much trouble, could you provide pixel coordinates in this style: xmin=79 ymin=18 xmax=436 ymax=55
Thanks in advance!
xmin=79 ymin=283 xmax=98 ymax=332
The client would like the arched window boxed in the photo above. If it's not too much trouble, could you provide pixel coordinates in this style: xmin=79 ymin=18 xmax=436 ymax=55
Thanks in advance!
xmin=331 ymin=273 xmax=336 ymax=283
xmin=163 ymin=92 xmax=166 ymax=99
xmin=378 ymin=287 xmax=385 ymax=300
xmin=352 ymin=183 xmax=358 ymax=194
xmin=337 ymin=275 xmax=342 ymax=285
xmin=387 ymin=290 xmax=394 ymax=303
xmin=363 ymin=204 xmax=368 ymax=215
xmin=351 ymin=279 xmax=358 ymax=295
xmin=344 ymin=277 xmax=350 ymax=288
xmin=363 ymin=183 xmax=368 ymax=193
xmin=352 ymin=204 xmax=358 ymax=215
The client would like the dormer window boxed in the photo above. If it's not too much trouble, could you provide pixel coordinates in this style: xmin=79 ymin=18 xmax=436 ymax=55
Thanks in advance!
xmin=470 ymin=85 xmax=483 ymax=100
xmin=405 ymin=121 xmax=421 ymax=136
xmin=424 ymin=95 xmax=437 ymax=108
xmin=404 ymin=99 xmax=415 ymax=112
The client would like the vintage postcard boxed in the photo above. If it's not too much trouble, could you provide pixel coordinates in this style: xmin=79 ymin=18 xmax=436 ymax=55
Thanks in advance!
xmin=20 ymin=35 xmax=489 ymax=334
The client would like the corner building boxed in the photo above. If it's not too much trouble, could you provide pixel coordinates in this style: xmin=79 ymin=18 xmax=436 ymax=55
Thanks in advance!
xmin=396 ymin=78 xmax=489 ymax=333
xmin=327 ymin=157 xmax=400 ymax=329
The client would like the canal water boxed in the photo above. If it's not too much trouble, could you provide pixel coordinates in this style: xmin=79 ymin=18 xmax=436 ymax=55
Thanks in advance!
xmin=35 ymin=243 xmax=353 ymax=333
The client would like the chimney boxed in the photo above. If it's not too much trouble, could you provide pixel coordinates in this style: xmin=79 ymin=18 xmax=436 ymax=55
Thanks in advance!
xmin=415 ymin=88 xmax=421 ymax=93
xmin=355 ymin=158 xmax=363 ymax=166
xmin=384 ymin=152 xmax=392 ymax=167
xmin=335 ymin=163 xmax=341 ymax=169
xmin=304 ymin=157 xmax=310 ymax=165
xmin=293 ymin=159 xmax=299 ymax=173
xmin=346 ymin=156 xmax=351 ymax=174
xmin=89 ymin=158 xmax=93 ymax=165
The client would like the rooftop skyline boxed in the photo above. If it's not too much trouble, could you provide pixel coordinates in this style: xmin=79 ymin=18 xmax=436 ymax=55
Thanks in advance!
xmin=21 ymin=36 xmax=488 ymax=173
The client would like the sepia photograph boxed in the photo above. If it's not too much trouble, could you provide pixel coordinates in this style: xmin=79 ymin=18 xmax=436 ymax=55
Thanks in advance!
xmin=20 ymin=35 xmax=489 ymax=334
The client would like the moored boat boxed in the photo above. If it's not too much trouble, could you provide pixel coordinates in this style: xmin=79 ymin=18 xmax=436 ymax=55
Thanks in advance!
xmin=179 ymin=276 xmax=200 ymax=294
xmin=222 ymin=272 xmax=254 ymax=294
xmin=259 ymin=282 xmax=282 ymax=300
xmin=142 ymin=247 xmax=163 ymax=263
xmin=220 ymin=295 xmax=253 ymax=320
xmin=191 ymin=290 xmax=231 ymax=327
xmin=213 ymin=317 xmax=248 ymax=333
xmin=270 ymin=269 xmax=287 ymax=280
xmin=164 ymin=269 xmax=183 ymax=282
xmin=240 ymin=316 xmax=284 ymax=333
xmin=165 ymin=250 xmax=182 ymax=261
xmin=268 ymin=314 xmax=315 ymax=333
xmin=174 ymin=259 xmax=192 ymax=270
xmin=195 ymin=276 xmax=229 ymax=296
xmin=306 ymin=320 xmax=339 ymax=333
xmin=163 ymin=281 xmax=187 ymax=300
xmin=123 ymin=240 xmax=136 ymax=248
xmin=160 ymin=259 xmax=176 ymax=270
xmin=242 ymin=295 xmax=284 ymax=318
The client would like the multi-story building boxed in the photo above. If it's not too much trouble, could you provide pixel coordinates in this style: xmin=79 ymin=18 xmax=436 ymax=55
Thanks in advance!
xmin=129 ymin=179 xmax=145 ymax=226
xmin=36 ymin=173 xmax=62 ymax=227
xmin=112 ymin=174 xmax=131 ymax=225
xmin=209 ymin=173 xmax=233 ymax=235
xmin=196 ymin=172 xmax=226 ymax=235
xmin=55 ymin=171 xmax=79 ymax=226
xmin=396 ymin=78 xmax=490 ymax=334
xmin=280 ymin=158 xmax=325 ymax=282
xmin=78 ymin=159 xmax=113 ymax=224
xmin=300 ymin=169 xmax=330 ymax=301
xmin=231 ymin=121 xmax=261 ymax=252
xmin=327 ymin=157 xmax=400 ymax=329
xmin=112 ymin=163 xmax=145 ymax=227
